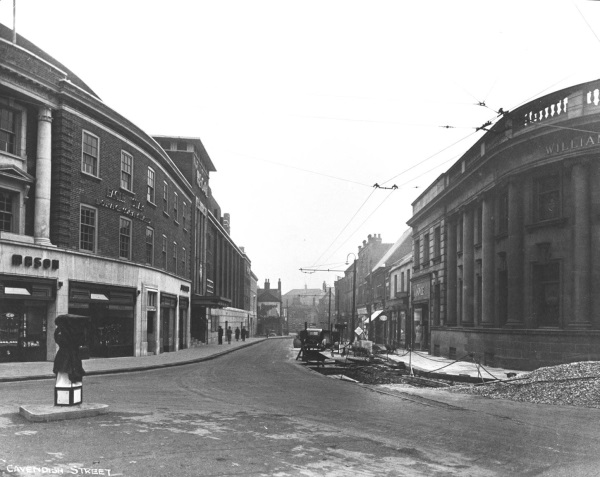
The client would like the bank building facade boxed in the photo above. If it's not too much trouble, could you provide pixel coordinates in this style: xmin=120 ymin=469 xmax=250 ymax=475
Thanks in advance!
xmin=408 ymin=78 xmax=600 ymax=370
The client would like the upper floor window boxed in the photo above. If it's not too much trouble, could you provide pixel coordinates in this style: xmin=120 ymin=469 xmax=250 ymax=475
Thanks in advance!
xmin=163 ymin=182 xmax=169 ymax=214
xmin=0 ymin=189 xmax=16 ymax=232
xmin=147 ymin=167 xmax=155 ymax=203
xmin=414 ymin=238 xmax=420 ymax=268
xmin=182 ymin=201 xmax=187 ymax=230
xmin=177 ymin=141 xmax=187 ymax=151
xmin=145 ymin=227 xmax=154 ymax=265
xmin=120 ymin=151 xmax=133 ymax=191
xmin=80 ymin=205 xmax=97 ymax=252
xmin=434 ymin=226 xmax=441 ymax=258
xmin=173 ymin=242 xmax=178 ymax=274
xmin=475 ymin=206 xmax=482 ymax=245
xmin=82 ymin=131 xmax=99 ymax=177
xmin=173 ymin=192 xmax=179 ymax=222
xmin=534 ymin=174 xmax=561 ymax=222
xmin=162 ymin=235 xmax=167 ymax=269
xmin=0 ymin=107 xmax=17 ymax=155
xmin=119 ymin=217 xmax=132 ymax=260
xmin=182 ymin=247 xmax=187 ymax=276
xmin=423 ymin=234 xmax=430 ymax=265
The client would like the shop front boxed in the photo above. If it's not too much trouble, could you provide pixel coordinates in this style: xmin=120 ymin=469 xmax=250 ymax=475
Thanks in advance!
xmin=68 ymin=282 xmax=136 ymax=358
xmin=412 ymin=276 xmax=431 ymax=351
xmin=0 ymin=276 xmax=55 ymax=362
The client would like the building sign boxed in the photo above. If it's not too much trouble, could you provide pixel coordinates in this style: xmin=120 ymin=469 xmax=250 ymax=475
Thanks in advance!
xmin=545 ymin=134 xmax=600 ymax=156
xmin=357 ymin=307 xmax=368 ymax=316
xmin=96 ymin=189 xmax=151 ymax=224
xmin=412 ymin=278 xmax=430 ymax=301
xmin=11 ymin=254 xmax=59 ymax=270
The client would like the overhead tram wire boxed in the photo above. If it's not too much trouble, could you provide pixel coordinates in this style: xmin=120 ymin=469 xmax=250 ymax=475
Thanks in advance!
xmin=320 ymin=188 xmax=398 ymax=267
xmin=310 ymin=188 xmax=378 ymax=269
xmin=226 ymin=150 xmax=372 ymax=188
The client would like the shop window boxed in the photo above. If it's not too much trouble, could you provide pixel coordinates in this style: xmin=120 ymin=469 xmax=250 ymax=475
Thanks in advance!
xmin=80 ymin=205 xmax=97 ymax=252
xmin=145 ymin=227 xmax=154 ymax=265
xmin=0 ymin=189 xmax=17 ymax=232
xmin=120 ymin=151 xmax=133 ymax=191
xmin=82 ymin=131 xmax=99 ymax=177
xmin=147 ymin=167 xmax=155 ymax=203
xmin=533 ymin=262 xmax=560 ymax=327
xmin=119 ymin=217 xmax=132 ymax=260
xmin=534 ymin=174 xmax=561 ymax=222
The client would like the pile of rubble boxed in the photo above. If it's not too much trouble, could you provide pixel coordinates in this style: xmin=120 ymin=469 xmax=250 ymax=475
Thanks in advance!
xmin=447 ymin=361 xmax=600 ymax=408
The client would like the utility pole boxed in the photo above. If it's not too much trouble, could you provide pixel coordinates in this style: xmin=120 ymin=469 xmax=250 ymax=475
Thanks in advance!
xmin=328 ymin=287 xmax=332 ymax=335
xmin=350 ymin=257 xmax=357 ymax=344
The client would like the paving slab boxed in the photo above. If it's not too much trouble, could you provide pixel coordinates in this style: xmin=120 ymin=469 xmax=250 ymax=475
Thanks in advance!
xmin=19 ymin=403 xmax=109 ymax=422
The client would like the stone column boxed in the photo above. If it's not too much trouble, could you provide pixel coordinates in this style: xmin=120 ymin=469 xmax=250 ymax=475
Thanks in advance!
xmin=571 ymin=161 xmax=591 ymax=327
xmin=507 ymin=178 xmax=524 ymax=326
xmin=481 ymin=195 xmax=495 ymax=326
xmin=462 ymin=208 xmax=474 ymax=326
xmin=34 ymin=107 xmax=53 ymax=246
xmin=446 ymin=217 xmax=457 ymax=325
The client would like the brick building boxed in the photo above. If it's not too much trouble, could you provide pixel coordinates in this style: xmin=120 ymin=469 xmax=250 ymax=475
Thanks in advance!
xmin=0 ymin=24 xmax=254 ymax=361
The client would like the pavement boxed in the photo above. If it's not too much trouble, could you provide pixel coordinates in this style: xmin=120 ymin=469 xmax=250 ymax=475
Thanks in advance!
xmin=0 ymin=336 xmax=523 ymax=384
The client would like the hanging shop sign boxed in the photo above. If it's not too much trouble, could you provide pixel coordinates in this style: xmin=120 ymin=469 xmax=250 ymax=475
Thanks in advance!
xmin=96 ymin=188 xmax=152 ymax=224
xmin=412 ymin=278 xmax=430 ymax=302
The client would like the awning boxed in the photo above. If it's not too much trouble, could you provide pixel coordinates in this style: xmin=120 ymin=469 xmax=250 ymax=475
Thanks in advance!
xmin=191 ymin=294 xmax=232 ymax=308
xmin=4 ymin=287 xmax=30 ymax=296
xmin=369 ymin=310 xmax=384 ymax=322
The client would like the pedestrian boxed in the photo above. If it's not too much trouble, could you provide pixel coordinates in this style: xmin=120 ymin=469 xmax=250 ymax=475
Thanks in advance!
xmin=414 ymin=323 xmax=422 ymax=351
xmin=241 ymin=327 xmax=246 ymax=341
xmin=235 ymin=327 xmax=240 ymax=341
xmin=218 ymin=326 xmax=223 ymax=345
xmin=226 ymin=326 xmax=232 ymax=344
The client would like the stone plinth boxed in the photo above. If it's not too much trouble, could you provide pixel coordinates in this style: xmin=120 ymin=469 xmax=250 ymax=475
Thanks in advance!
xmin=19 ymin=403 xmax=109 ymax=422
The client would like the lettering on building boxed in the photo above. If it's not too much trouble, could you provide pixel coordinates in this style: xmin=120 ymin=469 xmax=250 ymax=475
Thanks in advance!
xmin=545 ymin=134 xmax=600 ymax=155
xmin=12 ymin=254 xmax=59 ymax=270
xmin=97 ymin=189 xmax=151 ymax=224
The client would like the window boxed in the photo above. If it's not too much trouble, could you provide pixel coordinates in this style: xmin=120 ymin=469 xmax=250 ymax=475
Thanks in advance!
xmin=163 ymin=182 xmax=169 ymax=214
xmin=401 ymin=272 xmax=405 ymax=292
xmin=182 ymin=247 xmax=186 ymax=276
xmin=434 ymin=226 xmax=441 ymax=258
xmin=80 ymin=206 xmax=97 ymax=252
xmin=0 ymin=106 xmax=17 ymax=155
xmin=414 ymin=239 xmax=420 ymax=268
xmin=533 ymin=262 xmax=560 ymax=326
xmin=423 ymin=234 xmax=430 ymax=265
xmin=120 ymin=151 xmax=133 ymax=191
xmin=147 ymin=167 xmax=155 ymax=203
xmin=457 ymin=218 xmax=463 ymax=252
xmin=177 ymin=141 xmax=187 ymax=151
xmin=0 ymin=189 xmax=17 ymax=232
xmin=182 ymin=201 xmax=187 ymax=230
xmin=535 ymin=174 xmax=560 ymax=222
xmin=119 ymin=217 xmax=132 ymax=259
xmin=82 ymin=131 xmax=99 ymax=176
xmin=173 ymin=242 xmax=178 ymax=274
xmin=173 ymin=192 xmax=179 ymax=222
xmin=393 ymin=275 xmax=397 ymax=297
xmin=160 ymin=140 xmax=170 ymax=150
xmin=162 ymin=235 xmax=167 ymax=269
xmin=145 ymin=227 xmax=154 ymax=265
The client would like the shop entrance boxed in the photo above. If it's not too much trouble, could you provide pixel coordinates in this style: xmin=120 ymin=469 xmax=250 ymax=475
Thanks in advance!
xmin=160 ymin=294 xmax=177 ymax=352
xmin=0 ymin=303 xmax=47 ymax=362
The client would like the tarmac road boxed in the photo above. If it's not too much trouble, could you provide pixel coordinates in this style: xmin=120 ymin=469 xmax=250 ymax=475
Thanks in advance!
xmin=1 ymin=338 xmax=600 ymax=476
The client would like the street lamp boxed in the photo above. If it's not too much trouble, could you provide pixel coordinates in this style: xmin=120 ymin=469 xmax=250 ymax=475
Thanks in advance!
xmin=346 ymin=253 xmax=357 ymax=344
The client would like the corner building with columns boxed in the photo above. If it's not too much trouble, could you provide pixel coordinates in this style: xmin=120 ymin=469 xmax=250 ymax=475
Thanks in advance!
xmin=408 ymin=79 xmax=600 ymax=370
xmin=0 ymin=25 xmax=194 ymax=361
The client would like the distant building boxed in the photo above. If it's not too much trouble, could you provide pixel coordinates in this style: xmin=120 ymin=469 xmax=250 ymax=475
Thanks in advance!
xmin=284 ymin=283 xmax=333 ymax=333
xmin=257 ymin=279 xmax=283 ymax=336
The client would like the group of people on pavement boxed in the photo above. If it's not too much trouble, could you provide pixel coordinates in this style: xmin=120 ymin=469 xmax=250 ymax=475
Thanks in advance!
xmin=217 ymin=325 xmax=247 ymax=345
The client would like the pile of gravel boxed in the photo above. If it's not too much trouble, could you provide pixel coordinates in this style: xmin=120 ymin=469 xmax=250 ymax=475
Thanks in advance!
xmin=448 ymin=361 xmax=600 ymax=408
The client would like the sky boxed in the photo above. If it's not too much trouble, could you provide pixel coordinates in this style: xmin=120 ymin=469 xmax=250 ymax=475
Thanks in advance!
xmin=2 ymin=0 xmax=600 ymax=294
